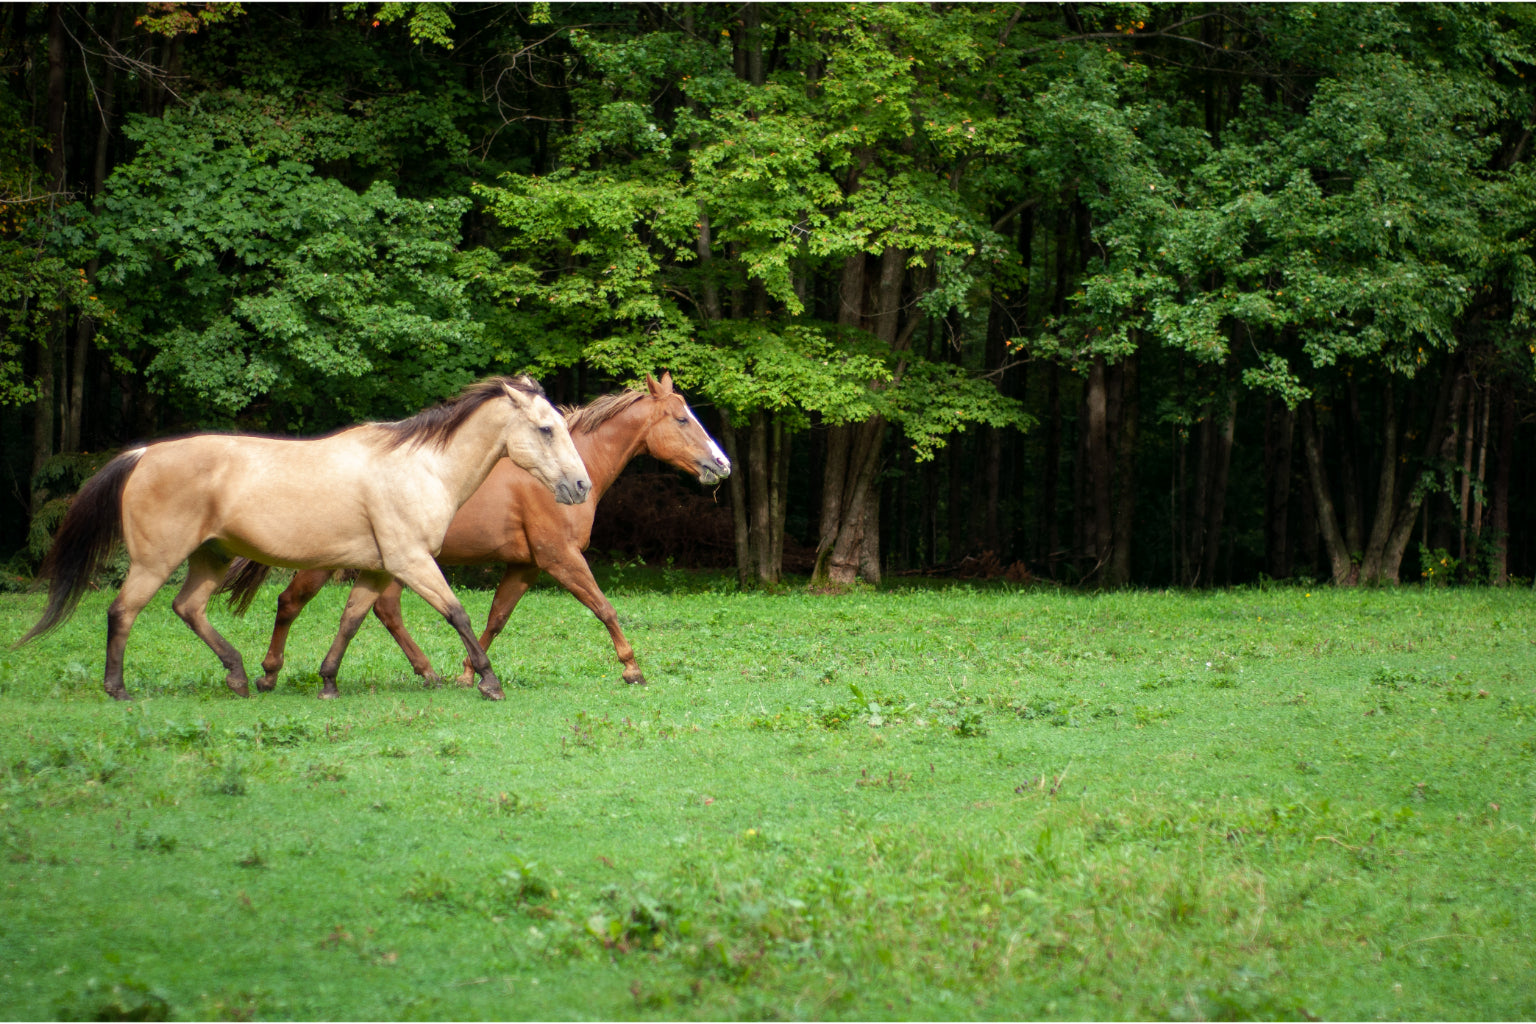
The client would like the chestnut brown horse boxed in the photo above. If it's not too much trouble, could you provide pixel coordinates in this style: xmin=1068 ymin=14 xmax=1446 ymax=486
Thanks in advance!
xmin=224 ymin=372 xmax=729 ymax=688
xmin=17 ymin=376 xmax=590 ymax=701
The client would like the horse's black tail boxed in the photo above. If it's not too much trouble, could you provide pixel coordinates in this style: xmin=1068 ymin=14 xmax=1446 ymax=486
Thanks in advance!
xmin=218 ymin=557 xmax=273 ymax=617
xmin=16 ymin=450 xmax=142 ymax=646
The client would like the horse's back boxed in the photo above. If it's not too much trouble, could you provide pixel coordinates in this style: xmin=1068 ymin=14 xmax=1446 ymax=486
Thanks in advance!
xmin=121 ymin=431 xmax=394 ymax=570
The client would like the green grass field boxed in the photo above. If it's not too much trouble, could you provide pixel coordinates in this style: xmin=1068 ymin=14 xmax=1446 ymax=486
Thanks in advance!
xmin=1 ymin=574 xmax=1533 ymax=1020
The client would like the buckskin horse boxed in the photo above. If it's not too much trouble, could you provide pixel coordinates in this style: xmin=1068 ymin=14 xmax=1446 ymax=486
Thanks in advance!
xmin=223 ymin=372 xmax=729 ymax=688
xmin=17 ymin=376 xmax=590 ymax=701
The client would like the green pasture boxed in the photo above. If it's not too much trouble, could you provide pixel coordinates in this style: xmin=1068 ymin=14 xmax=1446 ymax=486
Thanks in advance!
xmin=0 ymin=577 xmax=1533 ymax=1021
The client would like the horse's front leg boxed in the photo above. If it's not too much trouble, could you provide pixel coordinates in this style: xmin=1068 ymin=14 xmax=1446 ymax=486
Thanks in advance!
xmin=172 ymin=550 xmax=250 ymax=697
xmin=258 ymin=568 xmax=328 ymax=691
xmin=370 ymin=579 xmax=442 ymax=684
xmin=454 ymin=564 xmax=539 ymax=687
xmin=540 ymin=551 xmax=645 ymax=685
xmin=387 ymin=558 xmax=503 ymax=701
xmin=316 ymin=571 xmax=391 ymax=699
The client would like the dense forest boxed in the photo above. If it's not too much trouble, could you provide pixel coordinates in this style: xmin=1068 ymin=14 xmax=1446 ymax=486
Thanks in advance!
xmin=3 ymin=2 xmax=1535 ymax=589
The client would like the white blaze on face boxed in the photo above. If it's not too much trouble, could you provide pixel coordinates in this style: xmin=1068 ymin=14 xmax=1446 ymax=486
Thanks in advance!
xmin=686 ymin=406 xmax=730 ymax=468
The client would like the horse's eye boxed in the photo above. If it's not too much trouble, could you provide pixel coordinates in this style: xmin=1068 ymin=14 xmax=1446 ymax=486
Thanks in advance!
xmin=540 ymin=425 xmax=554 ymax=436
xmin=677 ymin=417 xmax=689 ymax=425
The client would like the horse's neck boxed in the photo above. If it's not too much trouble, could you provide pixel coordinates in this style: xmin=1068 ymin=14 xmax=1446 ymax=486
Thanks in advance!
xmin=434 ymin=401 xmax=515 ymax=506
xmin=574 ymin=402 xmax=654 ymax=501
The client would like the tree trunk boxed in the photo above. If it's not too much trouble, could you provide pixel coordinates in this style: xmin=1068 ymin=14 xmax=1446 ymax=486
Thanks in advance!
xmin=1264 ymin=398 xmax=1294 ymax=579
xmin=1299 ymin=400 xmax=1355 ymax=584
xmin=1457 ymin=383 xmax=1477 ymax=564
xmin=814 ymin=423 xmax=851 ymax=582
xmin=1083 ymin=356 xmax=1112 ymax=579
xmin=946 ymin=431 xmax=965 ymax=560
xmin=771 ymin=418 xmax=789 ymax=580
xmin=1040 ymin=363 xmax=1061 ymax=575
xmin=719 ymin=412 xmax=751 ymax=588
xmin=816 ymin=246 xmax=901 ymax=584
xmin=31 ymin=4 xmax=68 ymax=513
xmin=1186 ymin=406 xmax=1212 ymax=585
xmin=1357 ymin=380 xmax=1398 ymax=583
xmin=1107 ymin=353 xmax=1138 ymax=585
xmin=1378 ymin=369 xmax=1469 ymax=583
xmin=1341 ymin=382 xmax=1364 ymax=557
xmin=1489 ymin=381 xmax=1515 ymax=584
xmin=1199 ymin=378 xmax=1238 ymax=587
xmin=749 ymin=408 xmax=771 ymax=583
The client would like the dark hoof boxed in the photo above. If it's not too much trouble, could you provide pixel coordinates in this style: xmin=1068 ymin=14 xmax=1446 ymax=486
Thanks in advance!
xmin=255 ymin=676 xmax=277 ymax=693
xmin=624 ymin=672 xmax=647 ymax=686
xmin=318 ymin=686 xmax=340 ymax=700
xmin=420 ymin=671 xmax=442 ymax=689
xmin=227 ymin=679 xmax=251 ymax=698
xmin=478 ymin=683 xmax=505 ymax=701
xmin=105 ymin=687 xmax=132 ymax=702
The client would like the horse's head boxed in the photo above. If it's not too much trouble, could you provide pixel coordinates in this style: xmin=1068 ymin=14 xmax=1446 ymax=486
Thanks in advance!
xmin=499 ymin=376 xmax=591 ymax=505
xmin=641 ymin=372 xmax=732 ymax=486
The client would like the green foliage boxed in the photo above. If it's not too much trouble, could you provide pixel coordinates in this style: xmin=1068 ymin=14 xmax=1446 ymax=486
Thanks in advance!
xmin=93 ymin=102 xmax=485 ymax=426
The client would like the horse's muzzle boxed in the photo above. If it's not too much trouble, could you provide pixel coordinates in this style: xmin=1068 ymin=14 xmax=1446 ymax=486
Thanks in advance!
xmin=697 ymin=456 xmax=731 ymax=486
xmin=555 ymin=476 xmax=591 ymax=505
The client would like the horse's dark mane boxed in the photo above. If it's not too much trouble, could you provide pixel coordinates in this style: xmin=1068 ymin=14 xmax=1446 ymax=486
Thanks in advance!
xmin=562 ymin=389 xmax=650 ymax=435
xmin=377 ymin=376 xmax=546 ymax=452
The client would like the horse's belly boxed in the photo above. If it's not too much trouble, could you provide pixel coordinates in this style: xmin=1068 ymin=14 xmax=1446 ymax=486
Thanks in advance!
xmin=218 ymin=506 xmax=384 ymax=571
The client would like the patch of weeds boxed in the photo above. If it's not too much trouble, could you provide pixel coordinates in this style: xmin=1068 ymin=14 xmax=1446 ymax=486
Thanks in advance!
xmin=952 ymin=711 xmax=988 ymax=738
xmin=55 ymin=977 xmax=173 ymax=1022
xmin=1370 ymin=666 xmax=1431 ymax=692
xmin=133 ymin=829 xmax=178 ymax=854
xmin=305 ymin=760 xmax=347 ymax=783
xmin=801 ymin=684 xmax=911 ymax=731
xmin=317 ymin=924 xmax=395 ymax=965
xmin=229 ymin=718 xmax=314 ymax=748
xmin=1010 ymin=696 xmax=1092 ymax=727
xmin=130 ymin=718 xmax=213 ymax=750
xmin=378 ymin=744 xmax=410 ymax=759
xmin=1499 ymin=697 xmax=1536 ymax=723
xmin=855 ymin=768 xmax=913 ymax=791
xmin=1133 ymin=704 xmax=1178 ymax=726
xmin=587 ymin=888 xmax=687 ymax=953
xmin=490 ymin=855 xmax=556 ymax=911
xmin=402 ymin=869 xmax=460 ymax=909
xmin=560 ymin=711 xmax=608 ymax=754
xmin=12 ymin=737 xmax=124 ymax=785
xmin=237 ymin=847 xmax=267 ymax=869
xmin=206 ymin=763 xmax=248 ymax=797
xmin=748 ymin=708 xmax=792 ymax=732
xmin=494 ymin=790 xmax=534 ymax=815
xmin=199 ymin=988 xmax=268 ymax=1022
xmin=1140 ymin=673 xmax=1183 ymax=691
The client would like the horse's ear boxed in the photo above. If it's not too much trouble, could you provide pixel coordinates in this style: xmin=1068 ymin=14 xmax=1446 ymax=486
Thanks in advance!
xmin=647 ymin=372 xmax=674 ymax=397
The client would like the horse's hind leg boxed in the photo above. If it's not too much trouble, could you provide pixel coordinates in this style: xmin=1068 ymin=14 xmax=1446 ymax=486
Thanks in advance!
xmin=316 ymin=571 xmax=391 ymax=699
xmin=172 ymin=550 xmax=250 ymax=697
xmin=454 ymin=564 xmax=538 ymax=687
xmin=104 ymin=563 xmax=175 ymax=700
xmin=371 ymin=579 xmax=441 ymax=683
xmin=258 ymin=569 xmax=328 ymax=691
